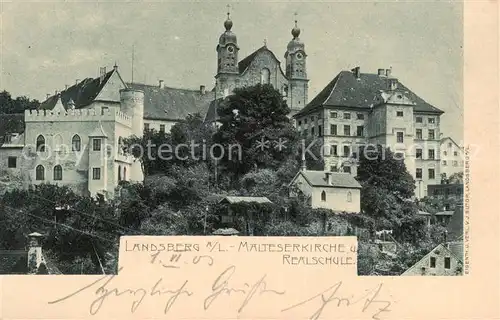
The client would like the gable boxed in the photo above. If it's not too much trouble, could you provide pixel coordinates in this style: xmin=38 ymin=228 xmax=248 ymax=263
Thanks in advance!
xmin=238 ymin=46 xmax=287 ymax=79
xmin=94 ymin=71 xmax=127 ymax=102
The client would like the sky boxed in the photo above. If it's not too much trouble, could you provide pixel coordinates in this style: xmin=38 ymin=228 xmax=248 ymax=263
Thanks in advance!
xmin=0 ymin=0 xmax=463 ymax=140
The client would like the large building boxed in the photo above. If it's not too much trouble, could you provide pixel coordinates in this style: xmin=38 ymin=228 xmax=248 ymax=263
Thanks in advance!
xmin=0 ymin=13 xmax=308 ymax=198
xmin=293 ymin=67 xmax=445 ymax=198
xmin=439 ymin=136 xmax=464 ymax=179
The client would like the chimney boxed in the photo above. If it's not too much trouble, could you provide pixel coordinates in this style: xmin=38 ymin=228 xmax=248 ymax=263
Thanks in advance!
xmin=113 ymin=62 xmax=118 ymax=71
xmin=325 ymin=172 xmax=333 ymax=185
xmin=389 ymin=78 xmax=398 ymax=90
xmin=378 ymin=68 xmax=385 ymax=76
xmin=351 ymin=66 xmax=360 ymax=79
xmin=200 ymin=85 xmax=206 ymax=95
xmin=159 ymin=80 xmax=165 ymax=89
xmin=46 ymin=94 xmax=50 ymax=99
xmin=65 ymin=85 xmax=69 ymax=90
xmin=27 ymin=232 xmax=44 ymax=274
xmin=99 ymin=67 xmax=106 ymax=83
xmin=301 ymin=151 xmax=307 ymax=171
xmin=55 ymin=90 xmax=58 ymax=95
xmin=76 ymin=79 xmax=80 ymax=85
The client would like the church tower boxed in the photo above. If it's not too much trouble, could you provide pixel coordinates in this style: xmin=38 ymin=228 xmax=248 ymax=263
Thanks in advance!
xmin=215 ymin=8 xmax=240 ymax=97
xmin=285 ymin=16 xmax=309 ymax=116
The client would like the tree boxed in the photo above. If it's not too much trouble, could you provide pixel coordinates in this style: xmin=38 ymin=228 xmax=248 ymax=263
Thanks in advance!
xmin=0 ymin=90 xmax=40 ymax=114
xmin=213 ymin=84 xmax=299 ymax=181
xmin=356 ymin=145 xmax=423 ymax=241
xmin=448 ymin=171 xmax=464 ymax=184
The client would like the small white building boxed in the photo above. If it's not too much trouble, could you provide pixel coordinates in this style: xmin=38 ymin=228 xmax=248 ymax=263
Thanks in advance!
xmin=289 ymin=170 xmax=361 ymax=213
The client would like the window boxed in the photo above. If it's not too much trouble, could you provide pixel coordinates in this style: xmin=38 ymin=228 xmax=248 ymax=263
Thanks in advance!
xmin=318 ymin=125 xmax=323 ymax=137
xmin=453 ymin=151 xmax=458 ymax=156
xmin=416 ymin=168 xmax=422 ymax=179
xmin=343 ymin=125 xmax=350 ymax=136
xmin=428 ymin=118 xmax=435 ymax=124
xmin=343 ymin=112 xmax=351 ymax=120
xmin=356 ymin=113 xmax=364 ymax=120
xmin=444 ymin=257 xmax=451 ymax=269
xmin=416 ymin=129 xmax=422 ymax=140
xmin=448 ymin=143 xmax=452 ymax=148
xmin=101 ymin=107 xmax=109 ymax=115
xmin=330 ymin=112 xmax=337 ymax=118
xmin=321 ymin=191 xmax=326 ymax=202
xmin=453 ymin=160 xmax=458 ymax=167
xmin=428 ymin=168 xmax=435 ymax=179
xmin=396 ymin=111 xmax=404 ymax=117
xmin=92 ymin=138 xmax=101 ymax=151
xmin=311 ymin=127 xmax=315 ymax=136
xmin=356 ymin=126 xmax=364 ymax=137
xmin=311 ymin=116 xmax=314 ymax=122
xmin=92 ymin=168 xmax=101 ymax=180
xmin=330 ymin=166 xmax=338 ymax=172
xmin=35 ymin=165 xmax=45 ymax=180
xmin=347 ymin=191 xmax=352 ymax=202
xmin=343 ymin=146 xmax=350 ymax=157
xmin=330 ymin=124 xmax=337 ymax=135
xmin=416 ymin=149 xmax=422 ymax=159
xmin=343 ymin=166 xmax=351 ymax=173
xmin=428 ymin=149 xmax=435 ymax=160
xmin=144 ymin=123 xmax=150 ymax=131
xmin=36 ymin=135 xmax=45 ymax=152
xmin=397 ymin=132 xmax=404 ymax=143
xmin=331 ymin=145 xmax=338 ymax=156
xmin=304 ymin=119 xmax=308 ymax=124
xmin=443 ymin=151 xmax=448 ymax=156
xmin=4 ymin=134 xmax=12 ymax=143
xmin=428 ymin=129 xmax=435 ymax=140
xmin=416 ymin=116 xmax=423 ymax=123
xmin=443 ymin=160 xmax=447 ymax=166
xmin=298 ymin=120 xmax=302 ymax=126
xmin=72 ymin=135 xmax=81 ymax=151
xmin=53 ymin=165 xmax=63 ymax=181
xmin=7 ymin=156 xmax=17 ymax=168
xmin=260 ymin=68 xmax=270 ymax=85
xmin=123 ymin=167 xmax=127 ymax=180
xmin=160 ymin=124 xmax=165 ymax=133
xmin=430 ymin=257 xmax=436 ymax=268
xmin=118 ymin=165 xmax=122 ymax=181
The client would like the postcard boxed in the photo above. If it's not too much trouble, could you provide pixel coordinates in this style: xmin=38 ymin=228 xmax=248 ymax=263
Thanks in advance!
xmin=0 ymin=0 xmax=498 ymax=319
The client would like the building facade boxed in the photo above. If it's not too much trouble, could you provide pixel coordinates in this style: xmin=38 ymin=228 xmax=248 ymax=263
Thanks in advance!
xmin=293 ymin=67 xmax=445 ymax=198
xmin=439 ymin=137 xmax=464 ymax=179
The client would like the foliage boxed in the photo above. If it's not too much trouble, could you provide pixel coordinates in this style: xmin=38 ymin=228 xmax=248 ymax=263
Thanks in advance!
xmin=213 ymin=84 xmax=299 ymax=180
xmin=0 ymin=90 xmax=40 ymax=114
xmin=447 ymin=171 xmax=464 ymax=184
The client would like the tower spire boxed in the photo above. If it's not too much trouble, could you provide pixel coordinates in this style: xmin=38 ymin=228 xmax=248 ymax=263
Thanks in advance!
xmin=291 ymin=12 xmax=301 ymax=39
xmin=227 ymin=4 xmax=230 ymax=19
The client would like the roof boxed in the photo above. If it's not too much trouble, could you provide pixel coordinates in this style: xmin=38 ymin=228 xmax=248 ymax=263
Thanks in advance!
xmin=238 ymin=46 xmax=287 ymax=78
xmin=295 ymin=70 xmax=444 ymax=117
xmin=0 ymin=113 xmax=25 ymax=138
xmin=402 ymin=243 xmax=462 ymax=275
xmin=88 ymin=121 xmax=108 ymax=138
xmin=447 ymin=241 xmax=463 ymax=262
xmin=435 ymin=210 xmax=454 ymax=216
xmin=212 ymin=228 xmax=240 ymax=235
xmin=39 ymin=69 xmax=117 ymax=110
xmin=291 ymin=170 xmax=362 ymax=189
xmin=220 ymin=196 xmax=273 ymax=204
xmin=127 ymin=83 xmax=215 ymax=121
xmin=440 ymin=136 xmax=463 ymax=149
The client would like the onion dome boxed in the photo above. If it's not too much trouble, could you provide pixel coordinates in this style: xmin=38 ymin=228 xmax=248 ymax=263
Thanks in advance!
xmin=287 ymin=19 xmax=304 ymax=52
xmin=218 ymin=12 xmax=238 ymax=47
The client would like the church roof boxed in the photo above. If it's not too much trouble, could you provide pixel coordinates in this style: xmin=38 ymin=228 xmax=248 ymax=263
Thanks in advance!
xmin=238 ymin=46 xmax=286 ymax=76
xmin=204 ymin=97 xmax=225 ymax=122
xmin=127 ymin=83 xmax=215 ymax=121
xmin=294 ymin=70 xmax=444 ymax=117
xmin=39 ymin=69 xmax=117 ymax=110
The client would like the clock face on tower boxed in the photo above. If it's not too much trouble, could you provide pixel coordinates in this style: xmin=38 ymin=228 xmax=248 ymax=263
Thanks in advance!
xmin=227 ymin=46 xmax=235 ymax=53
xmin=296 ymin=52 xmax=303 ymax=60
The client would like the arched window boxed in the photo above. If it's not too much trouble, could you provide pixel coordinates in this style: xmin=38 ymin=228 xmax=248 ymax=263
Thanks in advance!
xmin=118 ymin=165 xmax=122 ymax=181
xmin=260 ymin=68 xmax=270 ymax=85
xmin=347 ymin=191 xmax=352 ymax=202
xmin=123 ymin=167 xmax=127 ymax=181
xmin=72 ymin=135 xmax=81 ymax=151
xmin=35 ymin=165 xmax=45 ymax=180
xmin=53 ymin=165 xmax=62 ymax=181
xmin=321 ymin=190 xmax=326 ymax=202
xmin=36 ymin=135 xmax=45 ymax=152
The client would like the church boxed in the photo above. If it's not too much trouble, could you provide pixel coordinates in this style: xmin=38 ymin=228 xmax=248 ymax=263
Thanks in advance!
xmin=0 ymin=12 xmax=309 ymax=199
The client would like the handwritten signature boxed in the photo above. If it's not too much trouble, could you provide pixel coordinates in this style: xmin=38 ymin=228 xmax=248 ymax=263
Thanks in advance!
xmin=48 ymin=266 xmax=391 ymax=319
xmin=282 ymin=281 xmax=391 ymax=320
